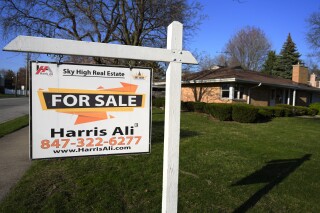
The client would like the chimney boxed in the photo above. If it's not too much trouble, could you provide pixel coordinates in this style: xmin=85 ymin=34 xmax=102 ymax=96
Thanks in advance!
xmin=310 ymin=73 xmax=318 ymax=87
xmin=292 ymin=63 xmax=308 ymax=84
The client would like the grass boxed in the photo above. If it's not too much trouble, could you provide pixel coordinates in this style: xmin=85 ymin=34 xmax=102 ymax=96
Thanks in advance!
xmin=0 ymin=115 xmax=29 ymax=137
xmin=0 ymin=94 xmax=23 ymax=99
xmin=1 ymin=109 xmax=320 ymax=212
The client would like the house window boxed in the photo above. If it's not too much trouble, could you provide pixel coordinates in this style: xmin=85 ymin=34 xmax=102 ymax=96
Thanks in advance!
xmin=221 ymin=83 xmax=230 ymax=98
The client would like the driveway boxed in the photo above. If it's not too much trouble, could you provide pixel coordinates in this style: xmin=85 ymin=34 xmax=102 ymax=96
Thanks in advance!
xmin=0 ymin=97 xmax=29 ymax=123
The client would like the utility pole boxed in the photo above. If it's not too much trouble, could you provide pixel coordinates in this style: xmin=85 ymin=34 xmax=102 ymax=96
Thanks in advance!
xmin=15 ymin=72 xmax=18 ymax=97
xmin=25 ymin=29 xmax=31 ymax=96
xmin=26 ymin=52 xmax=30 ymax=96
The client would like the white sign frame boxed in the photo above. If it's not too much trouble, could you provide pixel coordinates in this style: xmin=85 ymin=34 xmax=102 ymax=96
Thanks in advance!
xmin=30 ymin=61 xmax=152 ymax=159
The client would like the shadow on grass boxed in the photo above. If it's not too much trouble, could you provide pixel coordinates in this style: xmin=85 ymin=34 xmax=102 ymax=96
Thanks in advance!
xmin=151 ymin=121 xmax=200 ymax=144
xmin=232 ymin=154 xmax=311 ymax=213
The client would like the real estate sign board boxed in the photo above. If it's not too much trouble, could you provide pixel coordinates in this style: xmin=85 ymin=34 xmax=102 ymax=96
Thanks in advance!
xmin=30 ymin=62 xmax=151 ymax=159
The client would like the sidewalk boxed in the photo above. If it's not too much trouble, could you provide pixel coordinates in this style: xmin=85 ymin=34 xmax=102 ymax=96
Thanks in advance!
xmin=0 ymin=127 xmax=31 ymax=201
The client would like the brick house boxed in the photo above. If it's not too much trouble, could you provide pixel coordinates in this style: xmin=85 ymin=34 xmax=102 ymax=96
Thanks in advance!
xmin=180 ymin=64 xmax=320 ymax=107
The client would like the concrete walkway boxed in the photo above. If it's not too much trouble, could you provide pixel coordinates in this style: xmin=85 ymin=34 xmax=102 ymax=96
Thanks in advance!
xmin=0 ymin=127 xmax=31 ymax=201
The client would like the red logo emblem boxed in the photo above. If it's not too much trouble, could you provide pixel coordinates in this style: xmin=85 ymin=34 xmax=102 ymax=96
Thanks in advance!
xmin=36 ymin=65 xmax=53 ymax=76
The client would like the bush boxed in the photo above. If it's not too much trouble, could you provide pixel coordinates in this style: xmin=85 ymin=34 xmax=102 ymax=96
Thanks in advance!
xmin=309 ymin=102 xmax=320 ymax=115
xmin=257 ymin=108 xmax=273 ymax=121
xmin=270 ymin=106 xmax=285 ymax=117
xmin=294 ymin=106 xmax=309 ymax=116
xmin=205 ymin=103 xmax=233 ymax=121
xmin=153 ymin=97 xmax=165 ymax=108
xmin=184 ymin=102 xmax=196 ymax=112
xmin=276 ymin=104 xmax=297 ymax=116
xmin=309 ymin=108 xmax=319 ymax=116
xmin=181 ymin=101 xmax=188 ymax=111
xmin=193 ymin=102 xmax=206 ymax=113
xmin=232 ymin=104 xmax=259 ymax=123
xmin=283 ymin=108 xmax=294 ymax=117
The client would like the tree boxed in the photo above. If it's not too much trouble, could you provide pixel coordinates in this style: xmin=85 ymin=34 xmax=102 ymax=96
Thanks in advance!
xmin=306 ymin=10 xmax=320 ymax=61
xmin=4 ymin=70 xmax=15 ymax=89
xmin=225 ymin=26 xmax=271 ymax=71
xmin=261 ymin=51 xmax=278 ymax=75
xmin=0 ymin=0 xmax=203 ymax=60
xmin=305 ymin=57 xmax=320 ymax=76
xmin=273 ymin=33 xmax=301 ymax=79
xmin=1 ymin=0 xmax=203 ymax=80
xmin=17 ymin=67 xmax=30 ymax=90
xmin=191 ymin=84 xmax=213 ymax=102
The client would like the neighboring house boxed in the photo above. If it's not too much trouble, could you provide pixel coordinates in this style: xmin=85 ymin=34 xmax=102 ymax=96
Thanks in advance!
xmin=180 ymin=64 xmax=320 ymax=107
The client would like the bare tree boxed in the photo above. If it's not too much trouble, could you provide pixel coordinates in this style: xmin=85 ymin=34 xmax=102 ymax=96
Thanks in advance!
xmin=0 ymin=1 xmax=120 ymax=42
xmin=116 ymin=0 xmax=203 ymax=48
xmin=0 ymin=0 xmax=204 ymax=78
xmin=225 ymin=26 xmax=271 ymax=71
xmin=212 ymin=54 xmax=229 ymax=67
xmin=190 ymin=83 xmax=213 ymax=102
xmin=306 ymin=10 xmax=320 ymax=61
xmin=0 ymin=0 xmax=203 ymax=48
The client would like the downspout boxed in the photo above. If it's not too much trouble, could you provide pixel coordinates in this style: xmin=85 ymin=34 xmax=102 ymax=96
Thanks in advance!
xmin=247 ymin=83 xmax=262 ymax=105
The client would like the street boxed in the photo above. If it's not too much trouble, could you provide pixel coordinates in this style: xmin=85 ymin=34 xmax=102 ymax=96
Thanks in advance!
xmin=0 ymin=97 xmax=29 ymax=123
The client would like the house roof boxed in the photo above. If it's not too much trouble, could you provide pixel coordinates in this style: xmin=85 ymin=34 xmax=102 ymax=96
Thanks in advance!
xmin=182 ymin=67 xmax=320 ymax=92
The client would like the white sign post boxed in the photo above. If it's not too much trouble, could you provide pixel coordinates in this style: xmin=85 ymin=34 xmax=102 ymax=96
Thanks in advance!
xmin=3 ymin=21 xmax=197 ymax=212
xmin=162 ymin=22 xmax=183 ymax=213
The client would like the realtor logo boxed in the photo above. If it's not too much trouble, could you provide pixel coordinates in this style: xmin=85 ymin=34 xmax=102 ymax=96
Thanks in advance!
xmin=36 ymin=65 xmax=53 ymax=76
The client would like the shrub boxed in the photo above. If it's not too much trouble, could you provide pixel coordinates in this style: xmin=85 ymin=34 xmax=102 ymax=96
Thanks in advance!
xmin=309 ymin=108 xmax=319 ymax=116
xmin=257 ymin=108 xmax=273 ymax=121
xmin=206 ymin=103 xmax=233 ymax=121
xmin=193 ymin=102 xmax=206 ymax=113
xmin=276 ymin=104 xmax=296 ymax=116
xmin=309 ymin=102 xmax=320 ymax=115
xmin=270 ymin=106 xmax=285 ymax=117
xmin=153 ymin=97 xmax=165 ymax=108
xmin=184 ymin=101 xmax=195 ymax=112
xmin=232 ymin=104 xmax=259 ymax=123
xmin=294 ymin=106 xmax=309 ymax=116
xmin=283 ymin=108 xmax=294 ymax=117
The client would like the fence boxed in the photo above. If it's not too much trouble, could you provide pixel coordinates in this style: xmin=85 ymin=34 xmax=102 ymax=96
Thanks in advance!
xmin=4 ymin=88 xmax=29 ymax=95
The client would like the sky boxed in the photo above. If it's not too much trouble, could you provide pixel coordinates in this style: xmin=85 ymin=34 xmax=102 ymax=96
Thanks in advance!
xmin=187 ymin=0 xmax=320 ymax=66
xmin=0 ymin=0 xmax=319 ymax=72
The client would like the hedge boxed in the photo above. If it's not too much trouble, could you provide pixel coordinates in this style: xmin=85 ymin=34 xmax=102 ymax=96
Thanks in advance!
xmin=152 ymin=97 xmax=165 ymax=108
xmin=153 ymin=98 xmax=318 ymax=123
xmin=276 ymin=104 xmax=313 ymax=116
xmin=257 ymin=108 xmax=273 ymax=121
xmin=309 ymin=102 xmax=320 ymax=115
xmin=232 ymin=104 xmax=259 ymax=123
xmin=205 ymin=103 xmax=233 ymax=121
xmin=193 ymin=102 xmax=206 ymax=113
xmin=183 ymin=101 xmax=196 ymax=112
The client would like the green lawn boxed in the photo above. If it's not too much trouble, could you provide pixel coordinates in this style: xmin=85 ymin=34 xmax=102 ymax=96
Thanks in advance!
xmin=0 ymin=115 xmax=29 ymax=137
xmin=1 ymin=109 xmax=320 ymax=212
xmin=0 ymin=94 xmax=24 ymax=99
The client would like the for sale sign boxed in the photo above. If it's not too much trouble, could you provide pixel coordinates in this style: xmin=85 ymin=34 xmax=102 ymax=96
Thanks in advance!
xmin=30 ymin=62 xmax=152 ymax=159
